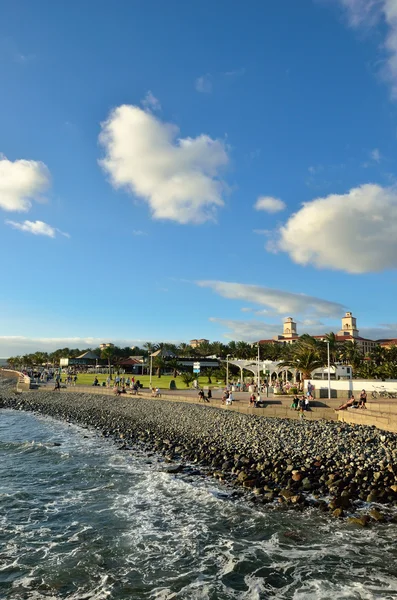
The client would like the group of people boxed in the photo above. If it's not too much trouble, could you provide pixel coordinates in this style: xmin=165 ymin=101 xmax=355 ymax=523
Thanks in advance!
xmin=198 ymin=389 xmax=212 ymax=402
xmin=222 ymin=389 xmax=233 ymax=405
xmin=336 ymin=389 xmax=367 ymax=411
xmin=249 ymin=392 xmax=265 ymax=408
xmin=290 ymin=395 xmax=311 ymax=412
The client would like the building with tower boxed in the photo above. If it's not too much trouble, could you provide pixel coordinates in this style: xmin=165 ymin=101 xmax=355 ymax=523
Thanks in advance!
xmin=257 ymin=311 xmax=379 ymax=354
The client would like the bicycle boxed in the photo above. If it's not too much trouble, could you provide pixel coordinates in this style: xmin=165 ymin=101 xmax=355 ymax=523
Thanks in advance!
xmin=371 ymin=386 xmax=396 ymax=399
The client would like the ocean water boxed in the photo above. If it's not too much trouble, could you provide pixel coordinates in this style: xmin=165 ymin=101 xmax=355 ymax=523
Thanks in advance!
xmin=1 ymin=410 xmax=397 ymax=600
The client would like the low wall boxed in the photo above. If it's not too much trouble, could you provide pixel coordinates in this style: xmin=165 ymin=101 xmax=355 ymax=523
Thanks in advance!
xmin=305 ymin=379 xmax=397 ymax=399
xmin=0 ymin=368 xmax=30 ymax=391
xmin=337 ymin=408 xmax=397 ymax=434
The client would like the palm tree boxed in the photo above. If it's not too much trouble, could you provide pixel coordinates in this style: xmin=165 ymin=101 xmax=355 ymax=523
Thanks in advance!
xmin=324 ymin=332 xmax=341 ymax=364
xmin=167 ymin=358 xmax=181 ymax=378
xmin=153 ymin=355 xmax=167 ymax=378
xmin=177 ymin=343 xmax=191 ymax=357
xmin=143 ymin=342 xmax=159 ymax=357
xmin=101 ymin=346 xmax=115 ymax=380
xmin=280 ymin=347 xmax=326 ymax=381
xmin=340 ymin=341 xmax=363 ymax=371
xmin=180 ymin=371 xmax=196 ymax=388
xmin=211 ymin=341 xmax=228 ymax=358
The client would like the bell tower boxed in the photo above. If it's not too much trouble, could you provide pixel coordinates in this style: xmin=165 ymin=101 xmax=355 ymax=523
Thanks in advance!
xmin=338 ymin=311 xmax=359 ymax=338
xmin=283 ymin=317 xmax=297 ymax=339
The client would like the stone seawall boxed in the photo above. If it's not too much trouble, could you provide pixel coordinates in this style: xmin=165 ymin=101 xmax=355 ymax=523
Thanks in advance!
xmin=1 ymin=387 xmax=397 ymax=524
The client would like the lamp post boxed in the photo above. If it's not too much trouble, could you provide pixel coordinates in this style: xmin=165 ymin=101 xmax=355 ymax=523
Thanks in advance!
xmin=326 ymin=341 xmax=331 ymax=399
xmin=257 ymin=344 xmax=261 ymax=392
xmin=149 ymin=353 xmax=153 ymax=389
xmin=226 ymin=354 xmax=230 ymax=389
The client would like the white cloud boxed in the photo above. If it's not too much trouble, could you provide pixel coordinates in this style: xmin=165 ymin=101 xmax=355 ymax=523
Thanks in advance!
xmin=195 ymin=74 xmax=212 ymax=93
xmin=209 ymin=317 xmax=281 ymax=341
xmin=142 ymin=90 xmax=161 ymax=112
xmin=254 ymin=196 xmax=286 ymax=213
xmin=210 ymin=316 xmax=397 ymax=343
xmin=273 ymin=183 xmax=397 ymax=273
xmin=339 ymin=0 xmax=397 ymax=98
xmin=6 ymin=220 xmax=69 ymax=238
xmin=132 ymin=229 xmax=147 ymax=236
xmin=0 ymin=336 xmax=171 ymax=356
xmin=0 ymin=157 xmax=50 ymax=212
xmin=371 ymin=147 xmax=381 ymax=162
xmin=99 ymin=104 xmax=229 ymax=224
xmin=197 ymin=280 xmax=345 ymax=317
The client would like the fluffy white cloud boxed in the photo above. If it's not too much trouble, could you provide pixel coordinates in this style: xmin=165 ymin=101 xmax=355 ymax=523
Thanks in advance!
xmin=0 ymin=157 xmax=50 ymax=212
xmin=197 ymin=280 xmax=344 ymax=317
xmin=254 ymin=196 xmax=286 ymax=213
xmin=0 ymin=336 xmax=170 ymax=356
xmin=6 ymin=220 xmax=69 ymax=238
xmin=195 ymin=74 xmax=212 ymax=93
xmin=142 ymin=91 xmax=161 ymax=112
xmin=99 ymin=105 xmax=228 ymax=224
xmin=209 ymin=317 xmax=281 ymax=341
xmin=339 ymin=0 xmax=397 ymax=98
xmin=273 ymin=183 xmax=397 ymax=273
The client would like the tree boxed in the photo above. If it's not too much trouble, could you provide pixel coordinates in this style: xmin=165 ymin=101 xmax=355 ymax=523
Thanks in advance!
xmin=324 ymin=332 xmax=342 ymax=364
xmin=101 ymin=346 xmax=115 ymax=380
xmin=177 ymin=343 xmax=191 ymax=357
xmin=180 ymin=371 xmax=196 ymax=387
xmin=153 ymin=355 xmax=167 ymax=378
xmin=211 ymin=341 xmax=228 ymax=358
xmin=167 ymin=358 xmax=181 ymax=378
xmin=339 ymin=341 xmax=363 ymax=372
xmin=143 ymin=342 xmax=159 ymax=357
xmin=203 ymin=367 xmax=215 ymax=383
xmin=280 ymin=335 xmax=326 ymax=381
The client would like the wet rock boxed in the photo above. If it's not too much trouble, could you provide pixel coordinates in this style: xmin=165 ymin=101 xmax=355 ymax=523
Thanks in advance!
xmin=347 ymin=516 xmax=370 ymax=527
xmin=369 ymin=508 xmax=384 ymax=522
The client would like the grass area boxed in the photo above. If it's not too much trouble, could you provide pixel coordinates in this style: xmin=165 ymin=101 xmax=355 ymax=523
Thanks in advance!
xmin=66 ymin=373 xmax=225 ymax=390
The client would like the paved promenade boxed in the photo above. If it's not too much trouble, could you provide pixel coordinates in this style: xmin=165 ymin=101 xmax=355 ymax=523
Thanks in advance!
xmin=41 ymin=383 xmax=339 ymax=422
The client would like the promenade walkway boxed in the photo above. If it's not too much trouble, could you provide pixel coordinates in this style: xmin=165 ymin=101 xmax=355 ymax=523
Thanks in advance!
xmin=47 ymin=383 xmax=339 ymax=422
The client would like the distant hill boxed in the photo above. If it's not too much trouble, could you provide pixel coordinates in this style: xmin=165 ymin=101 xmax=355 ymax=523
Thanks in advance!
xmin=0 ymin=359 xmax=9 ymax=367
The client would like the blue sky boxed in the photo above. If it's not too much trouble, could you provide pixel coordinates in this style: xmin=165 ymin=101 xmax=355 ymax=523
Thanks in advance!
xmin=1 ymin=0 xmax=397 ymax=356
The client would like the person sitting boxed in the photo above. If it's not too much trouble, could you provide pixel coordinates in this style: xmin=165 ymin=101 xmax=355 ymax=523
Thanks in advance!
xmin=359 ymin=389 xmax=367 ymax=409
xmin=154 ymin=387 xmax=161 ymax=398
xmin=290 ymin=396 xmax=299 ymax=410
xmin=53 ymin=380 xmax=61 ymax=391
xmin=114 ymin=385 xmax=122 ymax=396
xmin=120 ymin=385 xmax=127 ymax=394
xmin=92 ymin=377 xmax=99 ymax=386
xmin=250 ymin=393 xmax=256 ymax=406
xmin=304 ymin=396 xmax=311 ymax=411
xmin=225 ymin=392 xmax=233 ymax=406
xmin=336 ymin=394 xmax=357 ymax=410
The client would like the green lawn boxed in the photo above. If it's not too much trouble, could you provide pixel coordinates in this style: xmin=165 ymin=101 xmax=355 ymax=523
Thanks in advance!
xmin=67 ymin=373 xmax=225 ymax=390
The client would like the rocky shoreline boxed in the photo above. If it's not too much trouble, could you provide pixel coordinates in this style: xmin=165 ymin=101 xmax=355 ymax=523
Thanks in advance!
xmin=2 ymin=378 xmax=397 ymax=526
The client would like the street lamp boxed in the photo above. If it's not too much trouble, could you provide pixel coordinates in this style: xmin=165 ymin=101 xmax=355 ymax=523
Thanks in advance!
xmin=257 ymin=344 xmax=261 ymax=392
xmin=226 ymin=354 xmax=230 ymax=388
xmin=149 ymin=353 xmax=153 ymax=389
xmin=326 ymin=341 xmax=331 ymax=399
